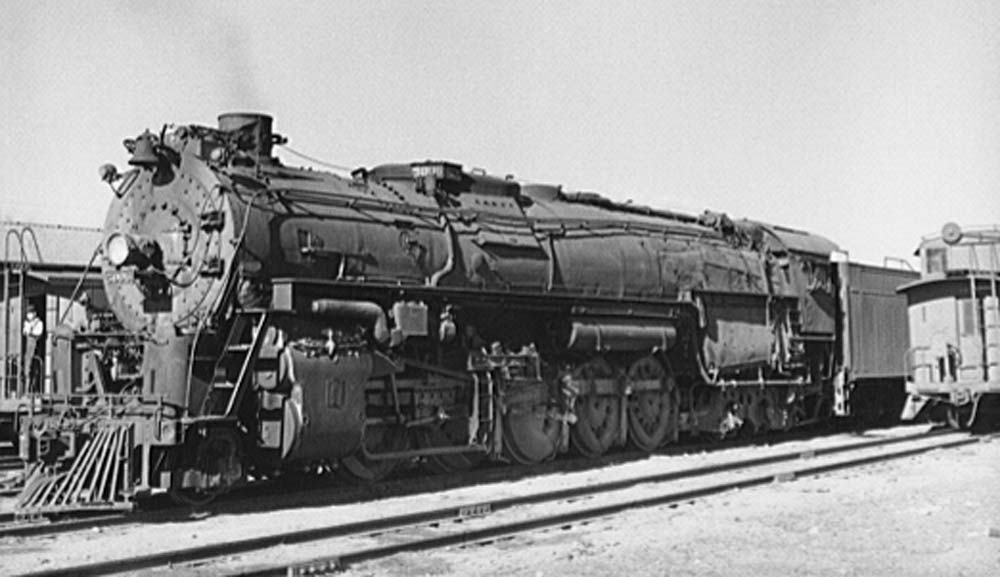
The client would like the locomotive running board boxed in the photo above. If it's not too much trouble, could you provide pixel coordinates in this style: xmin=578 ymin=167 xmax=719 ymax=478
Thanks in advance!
xmin=15 ymin=422 xmax=136 ymax=516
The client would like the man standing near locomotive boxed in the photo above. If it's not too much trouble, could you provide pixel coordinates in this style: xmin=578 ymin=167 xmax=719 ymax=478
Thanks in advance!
xmin=22 ymin=304 xmax=44 ymax=392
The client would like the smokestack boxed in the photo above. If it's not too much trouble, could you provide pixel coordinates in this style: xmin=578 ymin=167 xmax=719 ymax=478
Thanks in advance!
xmin=218 ymin=112 xmax=275 ymax=162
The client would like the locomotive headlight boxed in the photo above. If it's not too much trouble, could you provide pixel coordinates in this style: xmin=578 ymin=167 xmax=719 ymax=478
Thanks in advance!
xmin=107 ymin=233 xmax=132 ymax=267
xmin=106 ymin=233 xmax=161 ymax=270
xmin=107 ymin=232 xmax=159 ymax=269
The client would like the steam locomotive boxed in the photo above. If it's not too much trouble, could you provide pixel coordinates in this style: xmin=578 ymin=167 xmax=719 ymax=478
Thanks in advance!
xmin=15 ymin=114 xmax=917 ymax=513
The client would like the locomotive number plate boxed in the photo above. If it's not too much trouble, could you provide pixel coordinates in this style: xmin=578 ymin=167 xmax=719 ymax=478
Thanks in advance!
xmin=105 ymin=269 xmax=135 ymax=285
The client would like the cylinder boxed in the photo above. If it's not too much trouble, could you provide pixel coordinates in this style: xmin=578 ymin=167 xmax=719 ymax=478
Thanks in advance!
xmin=280 ymin=347 xmax=368 ymax=463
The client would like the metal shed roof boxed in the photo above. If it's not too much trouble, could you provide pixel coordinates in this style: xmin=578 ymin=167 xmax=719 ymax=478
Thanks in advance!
xmin=1 ymin=221 xmax=103 ymax=268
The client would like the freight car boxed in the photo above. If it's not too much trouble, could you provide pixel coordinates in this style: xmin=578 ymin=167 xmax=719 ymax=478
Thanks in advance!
xmin=899 ymin=223 xmax=1000 ymax=428
xmin=14 ymin=114 xmax=916 ymax=514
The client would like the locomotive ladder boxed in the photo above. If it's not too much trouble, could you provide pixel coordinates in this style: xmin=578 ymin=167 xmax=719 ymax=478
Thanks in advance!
xmin=202 ymin=310 xmax=270 ymax=418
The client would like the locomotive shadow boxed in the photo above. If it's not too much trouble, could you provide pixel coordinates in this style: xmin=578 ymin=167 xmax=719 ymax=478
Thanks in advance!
xmin=143 ymin=422 xmax=864 ymax=524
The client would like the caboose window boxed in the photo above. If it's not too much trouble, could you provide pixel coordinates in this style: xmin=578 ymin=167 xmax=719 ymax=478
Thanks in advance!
xmin=924 ymin=248 xmax=946 ymax=274
xmin=959 ymin=298 xmax=981 ymax=337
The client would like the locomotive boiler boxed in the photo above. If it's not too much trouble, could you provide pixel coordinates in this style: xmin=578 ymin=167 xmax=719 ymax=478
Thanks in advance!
xmin=15 ymin=113 xmax=902 ymax=513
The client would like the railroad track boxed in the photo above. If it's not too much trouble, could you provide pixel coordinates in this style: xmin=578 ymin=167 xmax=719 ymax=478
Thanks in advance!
xmin=0 ymin=422 xmax=846 ymax=539
xmin=10 ymin=427 xmax=988 ymax=577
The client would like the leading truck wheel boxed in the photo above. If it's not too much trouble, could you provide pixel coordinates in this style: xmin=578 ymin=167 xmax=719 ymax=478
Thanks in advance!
xmin=169 ymin=428 xmax=243 ymax=507
xmin=339 ymin=425 xmax=409 ymax=483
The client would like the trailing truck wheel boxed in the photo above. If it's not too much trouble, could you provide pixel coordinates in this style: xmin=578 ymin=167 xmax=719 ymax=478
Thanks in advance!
xmin=339 ymin=425 xmax=409 ymax=484
xmin=626 ymin=356 xmax=678 ymax=452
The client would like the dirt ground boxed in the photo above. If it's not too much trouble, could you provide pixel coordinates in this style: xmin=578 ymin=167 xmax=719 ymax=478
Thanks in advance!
xmin=343 ymin=437 xmax=1000 ymax=577
xmin=1 ymin=428 xmax=997 ymax=576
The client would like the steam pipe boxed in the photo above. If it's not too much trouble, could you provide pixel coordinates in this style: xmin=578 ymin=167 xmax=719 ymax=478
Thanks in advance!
xmin=428 ymin=215 xmax=455 ymax=287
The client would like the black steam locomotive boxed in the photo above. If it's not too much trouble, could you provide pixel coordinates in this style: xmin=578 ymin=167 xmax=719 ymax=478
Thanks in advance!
xmin=15 ymin=114 xmax=916 ymax=513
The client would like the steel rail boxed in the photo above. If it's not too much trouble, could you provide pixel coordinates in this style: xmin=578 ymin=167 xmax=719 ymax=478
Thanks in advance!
xmin=0 ymin=423 xmax=848 ymax=540
xmin=0 ymin=512 xmax=130 ymax=538
xmin=13 ymin=428 xmax=969 ymax=577
xmin=0 ymin=444 xmax=642 ymax=539
xmin=275 ymin=432 xmax=990 ymax=577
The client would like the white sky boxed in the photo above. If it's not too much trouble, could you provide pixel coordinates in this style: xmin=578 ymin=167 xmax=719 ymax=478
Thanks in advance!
xmin=2 ymin=0 xmax=998 ymax=265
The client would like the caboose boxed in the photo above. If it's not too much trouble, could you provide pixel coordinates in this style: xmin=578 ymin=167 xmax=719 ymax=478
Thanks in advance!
xmin=899 ymin=223 xmax=1000 ymax=428
xmin=14 ymin=114 xmax=917 ymax=514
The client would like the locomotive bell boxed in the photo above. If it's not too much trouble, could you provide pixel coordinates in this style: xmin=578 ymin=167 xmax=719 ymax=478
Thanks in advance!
xmin=128 ymin=130 xmax=159 ymax=168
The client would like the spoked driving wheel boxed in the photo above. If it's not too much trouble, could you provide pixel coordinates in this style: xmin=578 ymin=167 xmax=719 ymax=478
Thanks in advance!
xmin=416 ymin=419 xmax=486 ymax=474
xmin=569 ymin=359 xmax=621 ymax=459
xmin=626 ymin=356 xmax=678 ymax=452
xmin=339 ymin=425 xmax=409 ymax=483
xmin=503 ymin=401 xmax=561 ymax=465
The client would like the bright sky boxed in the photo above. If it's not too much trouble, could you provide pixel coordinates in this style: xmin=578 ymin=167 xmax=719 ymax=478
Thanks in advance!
xmin=2 ymin=1 xmax=998 ymax=265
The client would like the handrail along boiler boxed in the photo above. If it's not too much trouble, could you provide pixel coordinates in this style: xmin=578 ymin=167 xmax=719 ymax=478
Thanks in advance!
xmin=15 ymin=114 xmax=915 ymax=513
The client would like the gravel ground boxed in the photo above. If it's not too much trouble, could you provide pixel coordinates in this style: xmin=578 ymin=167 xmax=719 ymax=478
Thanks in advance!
xmin=1 ymin=426 xmax=996 ymax=576
xmin=344 ymin=436 xmax=1000 ymax=577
